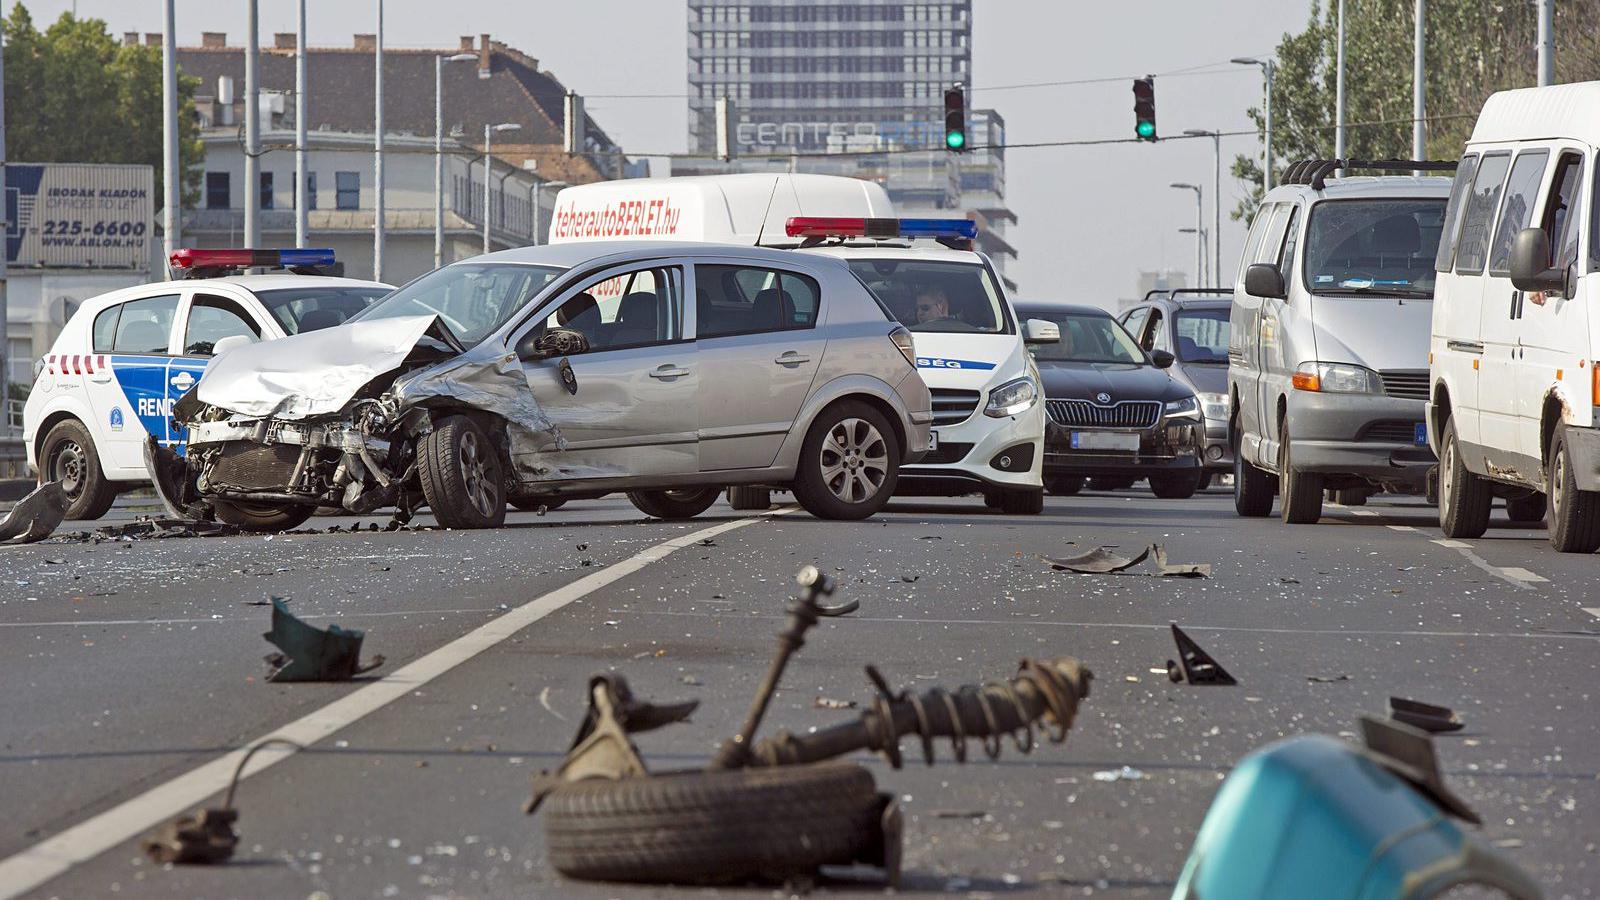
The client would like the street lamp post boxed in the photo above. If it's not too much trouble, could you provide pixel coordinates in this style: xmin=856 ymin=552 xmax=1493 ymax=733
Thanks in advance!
xmin=1183 ymin=129 xmax=1223 ymax=286
xmin=294 ymin=0 xmax=307 ymax=248
xmin=434 ymin=53 xmax=476 ymax=269
xmin=161 ymin=0 xmax=178 ymax=271
xmin=1172 ymin=183 xmax=1204 ymax=287
xmin=1232 ymin=58 xmax=1275 ymax=192
xmin=1413 ymin=0 xmax=1426 ymax=161
xmin=373 ymin=0 xmax=384 ymax=282
xmin=1334 ymin=0 xmax=1346 ymax=161
xmin=1179 ymin=227 xmax=1208 ymax=288
xmin=483 ymin=123 xmax=521 ymax=255
xmin=244 ymin=0 xmax=259 ymax=248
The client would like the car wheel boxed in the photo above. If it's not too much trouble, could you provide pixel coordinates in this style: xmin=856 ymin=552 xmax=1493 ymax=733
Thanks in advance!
xmin=1504 ymin=492 xmax=1546 ymax=523
xmin=1045 ymin=475 xmax=1083 ymax=496
xmin=41 ymin=419 xmax=118 ymax=521
xmin=1196 ymin=471 xmax=1213 ymax=491
xmin=1232 ymin=426 xmax=1275 ymax=518
xmin=212 ymin=500 xmax=315 ymax=532
xmin=1331 ymin=487 xmax=1369 ymax=506
xmin=1278 ymin=420 xmax=1323 ymax=524
xmin=996 ymin=487 xmax=1044 ymax=514
xmin=1150 ymin=471 xmax=1201 ymax=499
xmin=792 ymin=400 xmax=899 ymax=521
xmin=1546 ymin=424 xmax=1600 ymax=553
xmin=726 ymin=486 xmax=772 ymax=510
xmin=418 ymin=415 xmax=507 ymax=529
xmin=1438 ymin=418 xmax=1491 ymax=539
xmin=510 ymin=497 xmax=566 ymax=512
xmin=627 ymin=488 xmax=721 ymax=520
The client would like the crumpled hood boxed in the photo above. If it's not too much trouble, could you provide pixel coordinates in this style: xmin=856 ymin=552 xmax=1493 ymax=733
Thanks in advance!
xmin=195 ymin=315 xmax=437 ymax=419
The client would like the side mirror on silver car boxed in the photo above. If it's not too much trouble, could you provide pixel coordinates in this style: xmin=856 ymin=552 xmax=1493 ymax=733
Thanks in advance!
xmin=517 ymin=328 xmax=590 ymax=361
xmin=1244 ymin=263 xmax=1287 ymax=300
xmin=1509 ymin=227 xmax=1568 ymax=297
xmin=1023 ymin=318 xmax=1061 ymax=345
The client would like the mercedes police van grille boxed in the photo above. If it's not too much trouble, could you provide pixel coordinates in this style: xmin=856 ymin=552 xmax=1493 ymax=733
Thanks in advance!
xmin=1046 ymin=399 xmax=1162 ymax=429
xmin=209 ymin=443 xmax=302 ymax=492
xmin=931 ymin=388 xmax=981 ymax=425
xmin=1379 ymin=370 xmax=1430 ymax=401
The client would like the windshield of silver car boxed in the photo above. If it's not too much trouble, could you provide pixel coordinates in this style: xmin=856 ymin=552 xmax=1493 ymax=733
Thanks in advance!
xmin=846 ymin=259 xmax=1011 ymax=334
xmin=356 ymin=263 xmax=565 ymax=346
xmin=1303 ymin=199 xmax=1445 ymax=297
xmin=1028 ymin=313 xmax=1145 ymax=365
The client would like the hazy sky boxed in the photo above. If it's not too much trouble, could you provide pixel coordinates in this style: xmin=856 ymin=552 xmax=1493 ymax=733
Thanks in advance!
xmin=14 ymin=0 xmax=1314 ymax=305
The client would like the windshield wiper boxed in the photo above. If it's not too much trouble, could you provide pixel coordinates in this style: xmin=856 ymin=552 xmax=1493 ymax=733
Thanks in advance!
xmin=1315 ymin=286 xmax=1431 ymax=298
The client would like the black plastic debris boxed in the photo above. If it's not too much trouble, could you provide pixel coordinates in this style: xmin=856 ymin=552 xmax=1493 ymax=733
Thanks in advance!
xmin=142 ymin=738 xmax=301 ymax=865
xmin=1167 ymin=623 xmax=1237 ymax=685
xmin=96 ymin=518 xmax=241 ymax=541
xmin=1041 ymin=545 xmax=1148 ymax=574
xmin=0 ymin=481 xmax=68 ymax=545
xmin=262 ymin=599 xmax=385 ymax=682
xmin=1360 ymin=716 xmax=1479 ymax=823
xmin=1307 ymin=674 xmax=1351 ymax=683
xmin=1389 ymin=696 xmax=1463 ymax=733
xmin=1151 ymin=545 xmax=1211 ymax=578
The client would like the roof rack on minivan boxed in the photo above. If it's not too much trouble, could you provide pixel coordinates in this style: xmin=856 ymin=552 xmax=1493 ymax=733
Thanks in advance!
xmin=1281 ymin=158 xmax=1457 ymax=191
xmin=1140 ymin=287 xmax=1232 ymax=302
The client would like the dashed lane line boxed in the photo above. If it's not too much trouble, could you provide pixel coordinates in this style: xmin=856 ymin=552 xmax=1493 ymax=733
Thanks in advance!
xmin=0 ymin=509 xmax=793 ymax=900
xmin=1583 ymin=608 xmax=1600 ymax=620
xmin=1432 ymin=538 xmax=1472 ymax=549
xmin=1499 ymin=566 xmax=1550 ymax=584
xmin=1329 ymin=513 xmax=1547 ymax=591
xmin=1386 ymin=524 xmax=1417 ymax=532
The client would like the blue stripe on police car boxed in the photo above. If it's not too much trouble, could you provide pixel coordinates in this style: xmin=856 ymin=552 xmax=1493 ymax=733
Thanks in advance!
xmin=915 ymin=356 xmax=997 ymax=371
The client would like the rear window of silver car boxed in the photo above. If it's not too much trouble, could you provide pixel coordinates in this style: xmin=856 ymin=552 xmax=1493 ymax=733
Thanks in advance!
xmin=846 ymin=259 xmax=1012 ymax=334
xmin=357 ymin=263 xmax=565 ymax=346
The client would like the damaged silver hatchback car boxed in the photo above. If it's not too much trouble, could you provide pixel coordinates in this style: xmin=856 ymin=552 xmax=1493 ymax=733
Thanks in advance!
xmin=153 ymin=242 xmax=933 ymax=531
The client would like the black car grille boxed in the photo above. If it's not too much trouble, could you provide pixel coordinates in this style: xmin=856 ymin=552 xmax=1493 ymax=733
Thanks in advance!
xmin=931 ymin=388 xmax=981 ymax=425
xmin=1360 ymin=420 xmax=1424 ymax=443
xmin=1046 ymin=399 xmax=1161 ymax=429
xmin=920 ymin=442 xmax=974 ymax=464
xmin=209 ymin=443 xmax=302 ymax=491
xmin=1379 ymin=369 xmax=1430 ymax=401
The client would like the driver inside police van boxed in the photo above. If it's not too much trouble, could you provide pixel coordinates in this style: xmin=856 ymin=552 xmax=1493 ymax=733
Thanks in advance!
xmin=914 ymin=284 xmax=978 ymax=332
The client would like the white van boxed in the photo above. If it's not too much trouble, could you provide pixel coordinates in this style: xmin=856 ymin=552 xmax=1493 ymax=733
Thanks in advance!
xmin=550 ymin=174 xmax=1051 ymax=514
xmin=1429 ymin=82 xmax=1600 ymax=552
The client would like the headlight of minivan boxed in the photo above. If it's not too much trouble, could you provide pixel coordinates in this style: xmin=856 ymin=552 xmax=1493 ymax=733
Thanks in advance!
xmin=1292 ymin=361 xmax=1381 ymax=393
xmin=1197 ymin=392 xmax=1229 ymax=422
xmin=984 ymin=376 xmax=1039 ymax=418
xmin=1163 ymin=396 xmax=1201 ymax=420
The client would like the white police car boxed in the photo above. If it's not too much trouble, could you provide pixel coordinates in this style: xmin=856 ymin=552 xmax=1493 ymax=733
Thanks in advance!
xmin=22 ymin=248 xmax=391 ymax=520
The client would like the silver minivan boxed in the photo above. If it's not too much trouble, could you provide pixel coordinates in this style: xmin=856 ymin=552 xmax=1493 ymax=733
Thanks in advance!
xmin=1228 ymin=160 xmax=1454 ymax=523
xmin=163 ymin=241 xmax=933 ymax=530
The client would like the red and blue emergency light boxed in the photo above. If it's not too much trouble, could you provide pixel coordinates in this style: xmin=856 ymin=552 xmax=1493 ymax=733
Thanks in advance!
xmin=784 ymin=217 xmax=978 ymax=241
xmin=169 ymin=247 xmax=337 ymax=271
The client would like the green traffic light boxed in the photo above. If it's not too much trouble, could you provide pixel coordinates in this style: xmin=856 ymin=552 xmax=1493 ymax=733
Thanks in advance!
xmin=1137 ymin=121 xmax=1155 ymax=138
xmin=946 ymin=131 xmax=966 ymax=150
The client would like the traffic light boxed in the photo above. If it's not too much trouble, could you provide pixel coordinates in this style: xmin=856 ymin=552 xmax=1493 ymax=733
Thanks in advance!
xmin=1132 ymin=77 xmax=1157 ymax=141
xmin=943 ymin=86 xmax=967 ymax=152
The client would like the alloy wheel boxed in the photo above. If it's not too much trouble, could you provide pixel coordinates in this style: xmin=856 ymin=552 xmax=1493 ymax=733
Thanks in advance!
xmin=1440 ymin=437 xmax=1457 ymax=519
xmin=819 ymin=417 xmax=888 ymax=504
xmin=459 ymin=429 xmax=496 ymax=518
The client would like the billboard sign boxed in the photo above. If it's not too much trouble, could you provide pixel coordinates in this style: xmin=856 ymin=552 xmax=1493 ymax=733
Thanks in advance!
xmin=5 ymin=163 xmax=154 ymax=270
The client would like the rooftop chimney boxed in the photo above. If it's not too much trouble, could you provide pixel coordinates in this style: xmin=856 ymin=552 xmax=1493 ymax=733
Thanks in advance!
xmin=459 ymin=36 xmax=475 ymax=52
xmin=201 ymin=32 xmax=226 ymax=49
xmin=274 ymin=33 xmax=297 ymax=50
xmin=478 ymin=33 xmax=491 ymax=78
xmin=144 ymin=33 xmax=161 ymax=47
xmin=354 ymin=33 xmax=376 ymax=52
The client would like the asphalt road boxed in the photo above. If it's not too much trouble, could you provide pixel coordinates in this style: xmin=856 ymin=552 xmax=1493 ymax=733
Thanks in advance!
xmin=0 ymin=486 xmax=1596 ymax=899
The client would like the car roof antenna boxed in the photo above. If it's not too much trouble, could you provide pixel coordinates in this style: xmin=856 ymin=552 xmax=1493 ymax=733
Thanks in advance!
xmin=752 ymin=177 xmax=781 ymax=247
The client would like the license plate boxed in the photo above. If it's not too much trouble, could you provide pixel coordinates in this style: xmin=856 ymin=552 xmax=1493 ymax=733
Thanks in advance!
xmin=928 ymin=430 xmax=939 ymax=451
xmin=1414 ymin=423 xmax=1428 ymax=445
xmin=1071 ymin=431 xmax=1140 ymax=451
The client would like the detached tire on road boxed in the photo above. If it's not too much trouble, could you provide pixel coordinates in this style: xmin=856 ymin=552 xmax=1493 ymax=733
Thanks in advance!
xmin=1438 ymin=418 xmax=1490 ymax=539
xmin=418 ymin=415 xmax=507 ymax=529
xmin=1546 ymin=424 xmax=1600 ymax=553
xmin=40 ymin=419 xmax=118 ymax=521
xmin=213 ymin=500 xmax=315 ymax=533
xmin=1149 ymin=471 xmax=1201 ymax=499
xmin=1232 ymin=426 xmax=1275 ymax=518
xmin=792 ymin=400 xmax=899 ymax=520
xmin=627 ymin=488 xmax=721 ymax=520
xmin=543 ymin=763 xmax=884 ymax=884
xmin=726 ymin=486 xmax=772 ymax=510
xmin=1278 ymin=420 xmax=1323 ymax=524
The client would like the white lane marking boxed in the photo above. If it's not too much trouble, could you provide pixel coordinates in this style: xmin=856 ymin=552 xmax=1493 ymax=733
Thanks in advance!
xmin=1499 ymin=566 xmax=1549 ymax=584
xmin=1432 ymin=539 xmax=1471 ymax=549
xmin=1386 ymin=525 xmax=1417 ymax=532
xmin=0 ymin=510 xmax=790 ymax=900
xmin=1348 ymin=509 xmax=1379 ymax=517
xmin=1585 ymin=608 xmax=1600 ymax=620
xmin=1452 ymin=546 xmax=1535 ymax=591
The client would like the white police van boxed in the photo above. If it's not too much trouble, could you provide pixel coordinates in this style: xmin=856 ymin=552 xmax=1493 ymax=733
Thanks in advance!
xmin=22 ymin=248 xmax=391 ymax=520
xmin=550 ymin=174 xmax=1051 ymax=513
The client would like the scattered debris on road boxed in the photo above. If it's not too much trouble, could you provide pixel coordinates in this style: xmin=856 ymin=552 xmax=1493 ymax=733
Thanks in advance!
xmin=1389 ymin=696 xmax=1464 ymax=733
xmin=814 ymin=696 xmax=858 ymax=710
xmin=1307 ymin=674 xmax=1352 ymax=683
xmin=1166 ymin=623 xmax=1237 ymax=685
xmin=1040 ymin=543 xmax=1211 ymax=577
xmin=1151 ymin=545 xmax=1211 ymax=578
xmin=141 ymin=738 xmax=301 ymax=865
xmin=261 ymin=599 xmax=385 ymax=682
xmin=0 ymin=481 xmax=68 ymax=546
xmin=1092 ymin=766 xmax=1146 ymax=782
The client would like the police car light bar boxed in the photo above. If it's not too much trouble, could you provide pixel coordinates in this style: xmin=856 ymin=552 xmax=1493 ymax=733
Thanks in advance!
xmin=784 ymin=217 xmax=978 ymax=241
xmin=169 ymin=248 xmax=337 ymax=270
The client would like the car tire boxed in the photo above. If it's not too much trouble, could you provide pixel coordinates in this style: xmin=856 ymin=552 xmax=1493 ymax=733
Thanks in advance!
xmin=1232 ymin=427 xmax=1275 ymax=518
xmin=542 ymin=763 xmax=884 ymax=884
xmin=1278 ymin=420 xmax=1323 ymax=524
xmin=792 ymin=400 xmax=900 ymax=521
xmin=1331 ymin=487 xmax=1369 ymax=506
xmin=726 ymin=486 xmax=772 ymax=510
xmin=1089 ymin=476 xmax=1135 ymax=491
xmin=627 ymin=488 xmax=721 ymax=520
xmin=1045 ymin=475 xmax=1083 ymax=496
xmin=1546 ymin=424 xmax=1600 ymax=553
xmin=510 ymin=497 xmax=566 ymax=512
xmin=997 ymin=487 xmax=1045 ymax=514
xmin=1438 ymin=419 xmax=1491 ymax=539
xmin=1504 ymin=492 xmax=1546 ymax=524
xmin=40 ymin=419 xmax=118 ymax=521
xmin=212 ymin=500 xmax=315 ymax=532
xmin=417 ymin=415 xmax=507 ymax=529
xmin=1150 ymin=471 xmax=1201 ymax=499
xmin=1196 ymin=470 xmax=1214 ymax=491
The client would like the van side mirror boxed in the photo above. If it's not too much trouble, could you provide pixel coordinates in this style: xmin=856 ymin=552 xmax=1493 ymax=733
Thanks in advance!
xmin=1151 ymin=349 xmax=1176 ymax=369
xmin=1023 ymin=318 xmax=1060 ymax=345
xmin=1244 ymin=263 xmax=1287 ymax=300
xmin=1509 ymin=227 xmax=1567 ymax=296
xmin=516 ymin=328 xmax=589 ymax=361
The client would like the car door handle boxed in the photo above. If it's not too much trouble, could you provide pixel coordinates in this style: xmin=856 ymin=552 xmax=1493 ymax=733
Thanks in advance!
xmin=774 ymin=352 xmax=811 ymax=367
xmin=649 ymin=365 xmax=690 ymax=379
